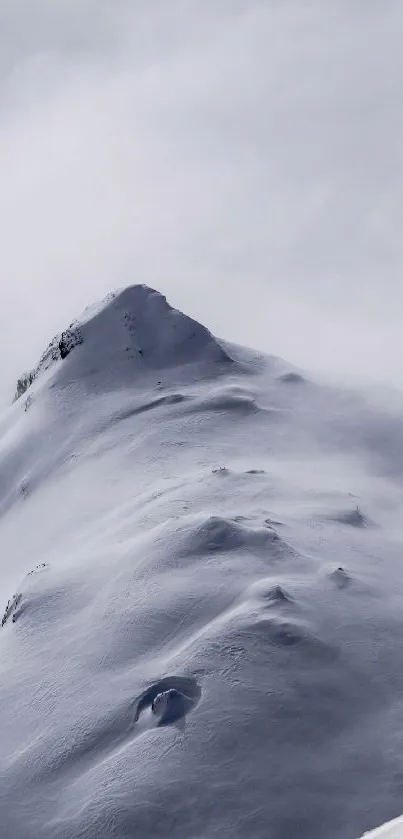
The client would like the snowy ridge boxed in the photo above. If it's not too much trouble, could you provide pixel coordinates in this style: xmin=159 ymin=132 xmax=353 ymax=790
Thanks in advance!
xmin=1 ymin=287 xmax=403 ymax=838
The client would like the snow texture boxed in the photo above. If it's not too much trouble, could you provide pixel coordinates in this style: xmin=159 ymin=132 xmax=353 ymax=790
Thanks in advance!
xmin=1 ymin=285 xmax=403 ymax=839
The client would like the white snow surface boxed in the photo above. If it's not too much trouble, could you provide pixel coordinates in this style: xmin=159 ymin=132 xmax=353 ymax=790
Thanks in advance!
xmin=359 ymin=816 xmax=403 ymax=838
xmin=1 ymin=285 xmax=403 ymax=839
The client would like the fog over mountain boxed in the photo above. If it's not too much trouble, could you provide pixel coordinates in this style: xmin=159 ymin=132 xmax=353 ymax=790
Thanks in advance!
xmin=0 ymin=1 xmax=402 ymax=402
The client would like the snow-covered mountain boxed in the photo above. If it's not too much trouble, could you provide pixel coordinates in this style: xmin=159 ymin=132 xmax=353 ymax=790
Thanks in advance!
xmin=1 ymin=285 xmax=403 ymax=839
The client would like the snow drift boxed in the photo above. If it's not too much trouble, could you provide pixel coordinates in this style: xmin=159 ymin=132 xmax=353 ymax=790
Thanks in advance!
xmin=1 ymin=285 xmax=403 ymax=839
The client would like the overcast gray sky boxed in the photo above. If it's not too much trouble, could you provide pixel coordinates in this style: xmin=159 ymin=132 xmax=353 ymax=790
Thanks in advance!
xmin=0 ymin=0 xmax=402 ymax=399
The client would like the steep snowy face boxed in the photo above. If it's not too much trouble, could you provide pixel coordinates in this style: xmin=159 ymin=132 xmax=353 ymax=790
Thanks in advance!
xmin=14 ymin=285 xmax=231 ymax=400
xmin=2 ymin=287 xmax=403 ymax=839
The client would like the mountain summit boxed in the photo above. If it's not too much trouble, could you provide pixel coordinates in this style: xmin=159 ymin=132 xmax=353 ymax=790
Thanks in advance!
xmin=15 ymin=285 xmax=231 ymax=400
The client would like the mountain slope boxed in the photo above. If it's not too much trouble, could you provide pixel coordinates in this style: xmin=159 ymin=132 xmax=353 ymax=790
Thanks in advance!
xmin=1 ymin=286 xmax=403 ymax=839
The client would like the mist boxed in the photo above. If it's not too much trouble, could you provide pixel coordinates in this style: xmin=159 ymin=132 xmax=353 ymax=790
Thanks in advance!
xmin=0 ymin=0 xmax=402 ymax=401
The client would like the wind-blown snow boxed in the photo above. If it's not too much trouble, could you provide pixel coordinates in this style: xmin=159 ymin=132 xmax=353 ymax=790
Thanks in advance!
xmin=1 ymin=286 xmax=403 ymax=839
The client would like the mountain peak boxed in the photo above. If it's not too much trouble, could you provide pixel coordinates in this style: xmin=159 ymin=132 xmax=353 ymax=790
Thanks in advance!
xmin=14 ymin=285 xmax=231 ymax=400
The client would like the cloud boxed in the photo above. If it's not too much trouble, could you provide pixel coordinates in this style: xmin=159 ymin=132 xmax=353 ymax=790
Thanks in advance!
xmin=0 ymin=0 xmax=402 ymax=401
